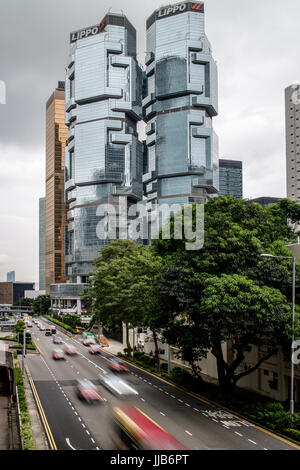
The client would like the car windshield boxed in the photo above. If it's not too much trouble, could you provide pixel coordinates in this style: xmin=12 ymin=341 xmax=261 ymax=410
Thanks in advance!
xmin=54 ymin=349 xmax=63 ymax=354
xmin=79 ymin=380 xmax=96 ymax=389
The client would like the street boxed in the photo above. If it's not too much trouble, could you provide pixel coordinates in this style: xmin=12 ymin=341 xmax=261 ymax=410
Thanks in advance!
xmin=26 ymin=318 xmax=299 ymax=451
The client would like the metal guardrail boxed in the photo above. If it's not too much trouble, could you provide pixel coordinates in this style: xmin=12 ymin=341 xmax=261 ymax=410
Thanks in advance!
xmin=15 ymin=387 xmax=23 ymax=450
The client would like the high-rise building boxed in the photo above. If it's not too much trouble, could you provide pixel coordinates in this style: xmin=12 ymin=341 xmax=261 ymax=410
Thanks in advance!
xmin=64 ymin=13 xmax=143 ymax=284
xmin=0 ymin=282 xmax=35 ymax=305
xmin=39 ymin=197 xmax=46 ymax=291
xmin=45 ymin=82 xmax=68 ymax=293
xmin=248 ymin=197 xmax=279 ymax=208
xmin=143 ymin=1 xmax=219 ymax=221
xmin=6 ymin=272 xmax=15 ymax=282
xmin=285 ymin=83 xmax=300 ymax=201
xmin=219 ymin=159 xmax=243 ymax=199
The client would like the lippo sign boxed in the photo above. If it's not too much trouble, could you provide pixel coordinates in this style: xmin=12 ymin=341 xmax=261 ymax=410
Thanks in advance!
xmin=70 ymin=18 xmax=106 ymax=43
xmin=147 ymin=2 xmax=204 ymax=28
xmin=157 ymin=2 xmax=204 ymax=19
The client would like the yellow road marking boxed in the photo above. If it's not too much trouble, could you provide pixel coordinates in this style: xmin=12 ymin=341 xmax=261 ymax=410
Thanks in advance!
xmin=25 ymin=364 xmax=57 ymax=450
xmin=104 ymin=350 xmax=300 ymax=449
xmin=33 ymin=340 xmax=43 ymax=356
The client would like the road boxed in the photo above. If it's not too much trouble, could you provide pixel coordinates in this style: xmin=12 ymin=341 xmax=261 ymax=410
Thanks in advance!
xmin=25 ymin=318 xmax=299 ymax=451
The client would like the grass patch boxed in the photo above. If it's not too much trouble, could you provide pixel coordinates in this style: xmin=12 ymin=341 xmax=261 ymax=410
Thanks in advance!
xmin=44 ymin=316 xmax=76 ymax=334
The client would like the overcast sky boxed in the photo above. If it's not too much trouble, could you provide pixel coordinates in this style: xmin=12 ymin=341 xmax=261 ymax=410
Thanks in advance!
xmin=0 ymin=0 xmax=299 ymax=283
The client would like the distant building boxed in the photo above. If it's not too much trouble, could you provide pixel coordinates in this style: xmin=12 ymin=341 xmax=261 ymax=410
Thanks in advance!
xmin=248 ymin=197 xmax=279 ymax=207
xmin=219 ymin=159 xmax=243 ymax=199
xmin=45 ymin=82 xmax=68 ymax=293
xmin=25 ymin=290 xmax=46 ymax=300
xmin=0 ymin=282 xmax=35 ymax=305
xmin=6 ymin=272 xmax=15 ymax=282
xmin=285 ymin=83 xmax=300 ymax=201
xmin=39 ymin=197 xmax=46 ymax=291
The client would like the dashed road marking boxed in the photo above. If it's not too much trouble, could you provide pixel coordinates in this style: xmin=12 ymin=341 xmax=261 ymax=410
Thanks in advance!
xmin=185 ymin=430 xmax=192 ymax=436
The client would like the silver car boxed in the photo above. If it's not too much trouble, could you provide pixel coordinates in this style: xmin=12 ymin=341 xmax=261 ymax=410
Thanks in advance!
xmin=99 ymin=373 xmax=138 ymax=397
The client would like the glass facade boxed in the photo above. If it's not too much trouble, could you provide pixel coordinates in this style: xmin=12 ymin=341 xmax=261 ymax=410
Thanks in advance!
xmin=219 ymin=159 xmax=243 ymax=199
xmin=45 ymin=85 xmax=68 ymax=293
xmin=65 ymin=14 xmax=143 ymax=281
xmin=39 ymin=197 xmax=46 ymax=291
xmin=143 ymin=1 xmax=219 ymax=221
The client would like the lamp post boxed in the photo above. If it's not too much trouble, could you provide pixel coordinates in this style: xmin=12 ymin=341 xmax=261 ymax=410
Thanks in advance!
xmin=261 ymin=253 xmax=296 ymax=414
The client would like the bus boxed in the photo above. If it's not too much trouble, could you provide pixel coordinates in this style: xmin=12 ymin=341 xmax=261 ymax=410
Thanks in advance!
xmin=111 ymin=404 xmax=186 ymax=450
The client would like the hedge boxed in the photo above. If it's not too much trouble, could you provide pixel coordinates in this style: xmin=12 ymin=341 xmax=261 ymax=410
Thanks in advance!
xmin=14 ymin=363 xmax=35 ymax=450
xmin=44 ymin=316 xmax=76 ymax=334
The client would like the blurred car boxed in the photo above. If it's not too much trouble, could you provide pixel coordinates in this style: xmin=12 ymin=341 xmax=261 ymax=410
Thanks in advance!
xmin=76 ymin=379 xmax=104 ymax=403
xmin=100 ymin=373 xmax=138 ymax=397
xmin=65 ymin=344 xmax=78 ymax=356
xmin=108 ymin=358 xmax=129 ymax=373
xmin=27 ymin=322 xmax=33 ymax=328
xmin=40 ymin=325 xmax=46 ymax=331
xmin=53 ymin=335 xmax=63 ymax=344
xmin=83 ymin=338 xmax=96 ymax=346
xmin=89 ymin=344 xmax=102 ymax=355
xmin=52 ymin=349 xmax=66 ymax=360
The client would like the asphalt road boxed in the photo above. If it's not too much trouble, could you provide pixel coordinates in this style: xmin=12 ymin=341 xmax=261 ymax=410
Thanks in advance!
xmin=25 ymin=318 xmax=299 ymax=451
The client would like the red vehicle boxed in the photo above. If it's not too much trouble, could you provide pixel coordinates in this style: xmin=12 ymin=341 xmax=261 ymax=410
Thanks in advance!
xmin=111 ymin=405 xmax=186 ymax=450
xmin=64 ymin=344 xmax=78 ymax=356
xmin=108 ymin=358 xmax=129 ymax=373
xmin=76 ymin=379 xmax=104 ymax=403
xmin=89 ymin=344 xmax=102 ymax=355
xmin=52 ymin=348 xmax=66 ymax=360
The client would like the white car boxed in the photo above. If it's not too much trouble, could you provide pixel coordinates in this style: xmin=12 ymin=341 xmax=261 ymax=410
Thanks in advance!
xmin=99 ymin=373 xmax=138 ymax=397
xmin=39 ymin=325 xmax=45 ymax=331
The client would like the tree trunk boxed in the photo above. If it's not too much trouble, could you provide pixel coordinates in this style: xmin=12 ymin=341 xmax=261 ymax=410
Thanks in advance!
xmin=152 ymin=330 xmax=160 ymax=374
xmin=125 ymin=322 xmax=132 ymax=357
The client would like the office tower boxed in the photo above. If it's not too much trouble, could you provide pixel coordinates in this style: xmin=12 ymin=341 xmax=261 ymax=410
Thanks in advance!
xmin=45 ymin=82 xmax=68 ymax=293
xmin=0 ymin=282 xmax=35 ymax=305
xmin=64 ymin=13 xmax=143 ymax=284
xmin=285 ymin=83 xmax=300 ymax=201
xmin=6 ymin=272 xmax=15 ymax=282
xmin=39 ymin=197 xmax=46 ymax=291
xmin=143 ymin=1 xmax=219 ymax=221
xmin=219 ymin=159 xmax=243 ymax=199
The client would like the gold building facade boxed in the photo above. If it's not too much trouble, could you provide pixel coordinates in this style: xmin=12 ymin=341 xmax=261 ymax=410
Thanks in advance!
xmin=45 ymin=84 xmax=68 ymax=293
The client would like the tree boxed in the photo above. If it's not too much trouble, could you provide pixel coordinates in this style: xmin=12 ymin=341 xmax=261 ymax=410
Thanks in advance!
xmin=32 ymin=295 xmax=51 ymax=316
xmin=13 ymin=298 xmax=33 ymax=307
xmin=83 ymin=240 xmax=161 ymax=358
xmin=152 ymin=196 xmax=300 ymax=394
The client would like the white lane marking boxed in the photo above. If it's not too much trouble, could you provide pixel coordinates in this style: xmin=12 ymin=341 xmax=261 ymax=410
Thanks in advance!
xmin=264 ymin=448 xmax=268 ymax=451
xmin=178 ymin=399 xmax=183 ymax=403
xmin=171 ymin=395 xmax=176 ymax=399
xmin=66 ymin=438 xmax=76 ymax=450
xmin=194 ymin=408 xmax=199 ymax=412
xmin=82 ymin=423 xmax=86 ymax=428
xmin=96 ymin=447 xmax=100 ymax=450
xmin=74 ymin=412 xmax=78 ymax=416
xmin=141 ymin=398 xmax=145 ymax=402
xmin=165 ymin=392 xmax=169 ymax=395
xmin=160 ymin=412 xmax=166 ymax=416
xmin=78 ymin=417 xmax=82 ymax=422
xmin=185 ymin=430 xmax=192 ymax=436
xmin=212 ymin=419 xmax=218 ymax=423
xmin=86 ymin=430 xmax=90 ymax=435
xmin=235 ymin=432 xmax=243 ymax=437
xmin=222 ymin=425 xmax=230 ymax=429
xmin=248 ymin=439 xmax=257 ymax=445
xmin=185 ymin=403 xmax=191 ymax=407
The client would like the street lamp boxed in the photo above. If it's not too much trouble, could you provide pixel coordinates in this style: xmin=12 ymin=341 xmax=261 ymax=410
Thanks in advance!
xmin=261 ymin=253 xmax=296 ymax=414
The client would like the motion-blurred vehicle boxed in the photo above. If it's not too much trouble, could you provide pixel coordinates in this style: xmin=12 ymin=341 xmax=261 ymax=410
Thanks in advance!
xmin=40 ymin=325 xmax=46 ymax=331
xmin=45 ymin=328 xmax=51 ymax=335
xmin=99 ymin=373 xmax=138 ymax=397
xmin=89 ymin=344 xmax=102 ymax=355
xmin=27 ymin=322 xmax=33 ymax=328
xmin=108 ymin=358 xmax=129 ymax=373
xmin=64 ymin=344 xmax=77 ymax=355
xmin=76 ymin=379 xmax=104 ymax=403
xmin=52 ymin=348 xmax=66 ymax=360
xmin=51 ymin=326 xmax=56 ymax=335
xmin=82 ymin=331 xmax=96 ymax=346
xmin=95 ymin=334 xmax=109 ymax=347
xmin=53 ymin=335 xmax=63 ymax=344
xmin=111 ymin=404 xmax=187 ymax=450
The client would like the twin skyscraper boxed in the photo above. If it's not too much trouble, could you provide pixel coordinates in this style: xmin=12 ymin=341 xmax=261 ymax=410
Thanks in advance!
xmin=51 ymin=2 xmax=219 ymax=308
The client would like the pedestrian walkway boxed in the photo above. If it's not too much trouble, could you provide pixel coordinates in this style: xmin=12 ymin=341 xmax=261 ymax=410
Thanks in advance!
xmin=105 ymin=338 xmax=124 ymax=355
xmin=0 ymin=396 xmax=9 ymax=450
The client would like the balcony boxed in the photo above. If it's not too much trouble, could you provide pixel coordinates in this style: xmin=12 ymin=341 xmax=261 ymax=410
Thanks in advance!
xmin=67 ymin=108 xmax=77 ymax=123
xmin=67 ymin=127 xmax=75 ymax=141
xmin=146 ymin=133 xmax=156 ymax=147
xmin=142 ymin=92 xmax=156 ymax=109
xmin=145 ymin=104 xmax=156 ymax=119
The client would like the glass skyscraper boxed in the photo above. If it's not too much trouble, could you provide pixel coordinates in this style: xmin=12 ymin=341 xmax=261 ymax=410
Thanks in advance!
xmin=219 ymin=159 xmax=243 ymax=199
xmin=64 ymin=13 xmax=143 ymax=283
xmin=143 ymin=1 xmax=219 ymax=221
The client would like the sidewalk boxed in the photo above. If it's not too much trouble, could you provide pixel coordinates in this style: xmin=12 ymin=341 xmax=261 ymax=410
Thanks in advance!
xmin=105 ymin=338 xmax=124 ymax=355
